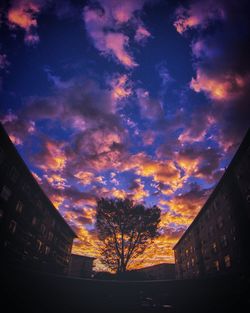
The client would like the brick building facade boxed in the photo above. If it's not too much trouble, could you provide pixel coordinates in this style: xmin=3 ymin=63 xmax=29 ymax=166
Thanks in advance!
xmin=174 ymin=129 xmax=250 ymax=279
xmin=0 ymin=123 xmax=76 ymax=274
xmin=68 ymin=254 xmax=95 ymax=278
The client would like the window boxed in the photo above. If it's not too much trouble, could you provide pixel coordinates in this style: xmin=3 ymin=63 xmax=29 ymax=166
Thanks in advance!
xmin=224 ymin=255 xmax=231 ymax=268
xmin=32 ymin=217 xmax=37 ymax=225
xmin=191 ymin=258 xmax=195 ymax=267
xmin=209 ymin=226 xmax=214 ymax=236
xmin=214 ymin=260 xmax=220 ymax=271
xmin=37 ymin=240 xmax=42 ymax=252
xmin=9 ymin=166 xmax=19 ymax=183
xmin=0 ymin=185 xmax=11 ymax=201
xmin=48 ymin=232 xmax=53 ymax=241
xmin=212 ymin=242 xmax=217 ymax=253
xmin=16 ymin=201 xmax=23 ymax=213
xmin=221 ymin=235 xmax=228 ymax=247
xmin=22 ymin=183 xmax=31 ymax=196
xmin=213 ymin=201 xmax=218 ymax=211
xmin=9 ymin=220 xmax=17 ymax=234
xmin=45 ymin=246 xmax=50 ymax=255
xmin=41 ymin=224 xmax=46 ymax=235
xmin=37 ymin=200 xmax=42 ymax=210
xmin=185 ymin=249 xmax=189 ymax=256
xmin=217 ymin=216 xmax=223 ymax=229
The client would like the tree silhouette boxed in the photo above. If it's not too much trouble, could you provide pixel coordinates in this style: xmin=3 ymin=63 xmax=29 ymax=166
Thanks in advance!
xmin=96 ymin=198 xmax=161 ymax=273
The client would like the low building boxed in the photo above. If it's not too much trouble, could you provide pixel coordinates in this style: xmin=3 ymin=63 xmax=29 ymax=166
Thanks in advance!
xmin=174 ymin=129 xmax=250 ymax=279
xmin=0 ymin=123 xmax=76 ymax=274
xmin=131 ymin=263 xmax=175 ymax=280
xmin=68 ymin=254 xmax=95 ymax=278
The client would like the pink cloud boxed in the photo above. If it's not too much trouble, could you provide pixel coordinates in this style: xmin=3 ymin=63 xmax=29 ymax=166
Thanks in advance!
xmin=105 ymin=32 xmax=138 ymax=68
xmin=101 ymin=0 xmax=145 ymax=24
xmin=83 ymin=5 xmax=137 ymax=68
xmin=83 ymin=0 xmax=151 ymax=68
xmin=174 ymin=1 xmax=225 ymax=34
xmin=134 ymin=25 xmax=151 ymax=43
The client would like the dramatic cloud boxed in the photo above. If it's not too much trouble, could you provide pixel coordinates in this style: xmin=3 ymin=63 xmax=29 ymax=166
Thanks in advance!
xmin=1 ymin=0 xmax=249 ymax=269
xmin=163 ymin=183 xmax=211 ymax=219
xmin=175 ymin=0 xmax=250 ymax=150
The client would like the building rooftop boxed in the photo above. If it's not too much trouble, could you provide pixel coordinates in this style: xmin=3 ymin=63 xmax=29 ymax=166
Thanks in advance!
xmin=71 ymin=254 xmax=96 ymax=260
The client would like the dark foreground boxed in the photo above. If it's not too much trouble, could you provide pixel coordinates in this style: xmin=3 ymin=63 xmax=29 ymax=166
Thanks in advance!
xmin=1 ymin=267 xmax=250 ymax=313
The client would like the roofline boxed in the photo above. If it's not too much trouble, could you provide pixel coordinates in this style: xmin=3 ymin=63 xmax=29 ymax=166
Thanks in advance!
xmin=71 ymin=253 xmax=96 ymax=259
xmin=132 ymin=263 xmax=175 ymax=271
xmin=0 ymin=123 xmax=77 ymax=238
xmin=173 ymin=127 xmax=250 ymax=250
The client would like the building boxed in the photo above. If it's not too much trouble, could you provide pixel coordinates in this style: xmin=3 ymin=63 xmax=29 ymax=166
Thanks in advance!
xmin=0 ymin=123 xmax=76 ymax=274
xmin=130 ymin=263 xmax=175 ymax=280
xmin=68 ymin=254 xmax=95 ymax=278
xmin=174 ymin=129 xmax=250 ymax=280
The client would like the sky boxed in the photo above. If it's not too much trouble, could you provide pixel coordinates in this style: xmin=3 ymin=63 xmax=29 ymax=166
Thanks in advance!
xmin=0 ymin=0 xmax=250 ymax=271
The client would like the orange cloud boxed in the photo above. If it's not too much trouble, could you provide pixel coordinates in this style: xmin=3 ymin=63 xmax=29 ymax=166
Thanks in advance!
xmin=7 ymin=0 xmax=42 ymax=44
xmin=50 ymin=194 xmax=65 ymax=209
xmin=190 ymin=69 xmax=250 ymax=101
xmin=174 ymin=15 xmax=200 ymax=34
xmin=128 ymin=178 xmax=149 ymax=202
xmin=74 ymin=171 xmax=95 ymax=185
xmin=163 ymin=184 xmax=210 ymax=220
xmin=110 ymin=74 xmax=132 ymax=101
xmin=121 ymin=152 xmax=183 ymax=193
xmin=35 ymin=140 xmax=67 ymax=172
xmin=44 ymin=174 xmax=68 ymax=190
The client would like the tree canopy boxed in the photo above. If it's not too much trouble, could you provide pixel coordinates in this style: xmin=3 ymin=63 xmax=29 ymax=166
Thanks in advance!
xmin=95 ymin=197 xmax=161 ymax=273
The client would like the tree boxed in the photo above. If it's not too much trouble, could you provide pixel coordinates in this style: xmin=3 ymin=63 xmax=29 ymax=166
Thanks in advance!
xmin=95 ymin=197 xmax=161 ymax=273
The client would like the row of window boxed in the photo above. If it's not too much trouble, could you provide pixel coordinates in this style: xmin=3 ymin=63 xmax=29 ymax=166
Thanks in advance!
xmin=184 ymin=255 xmax=231 ymax=272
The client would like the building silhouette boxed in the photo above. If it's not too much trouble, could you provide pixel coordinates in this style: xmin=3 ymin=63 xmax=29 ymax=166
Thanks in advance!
xmin=131 ymin=263 xmax=175 ymax=280
xmin=68 ymin=254 xmax=95 ymax=278
xmin=0 ymin=123 xmax=76 ymax=274
xmin=174 ymin=129 xmax=250 ymax=279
